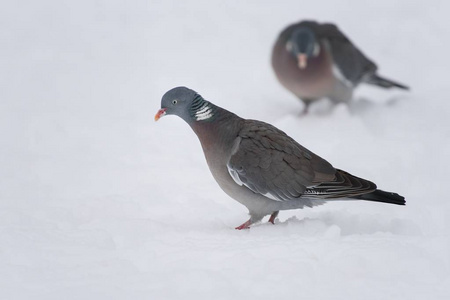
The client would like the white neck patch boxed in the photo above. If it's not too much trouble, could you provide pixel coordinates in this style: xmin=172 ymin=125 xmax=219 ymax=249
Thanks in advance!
xmin=195 ymin=104 xmax=214 ymax=121
xmin=313 ymin=43 xmax=320 ymax=57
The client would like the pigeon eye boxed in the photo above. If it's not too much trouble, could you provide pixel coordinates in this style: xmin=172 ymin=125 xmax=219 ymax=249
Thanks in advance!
xmin=172 ymin=99 xmax=178 ymax=105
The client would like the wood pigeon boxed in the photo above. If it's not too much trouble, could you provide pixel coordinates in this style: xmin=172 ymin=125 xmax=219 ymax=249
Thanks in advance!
xmin=155 ymin=87 xmax=405 ymax=229
xmin=272 ymin=20 xmax=409 ymax=112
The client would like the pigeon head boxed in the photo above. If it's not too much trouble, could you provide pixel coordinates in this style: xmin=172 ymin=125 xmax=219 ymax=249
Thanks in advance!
xmin=286 ymin=26 xmax=320 ymax=69
xmin=155 ymin=86 xmax=216 ymax=123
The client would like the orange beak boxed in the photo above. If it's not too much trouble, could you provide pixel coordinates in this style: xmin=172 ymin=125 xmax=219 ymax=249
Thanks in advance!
xmin=297 ymin=53 xmax=308 ymax=69
xmin=154 ymin=108 xmax=167 ymax=121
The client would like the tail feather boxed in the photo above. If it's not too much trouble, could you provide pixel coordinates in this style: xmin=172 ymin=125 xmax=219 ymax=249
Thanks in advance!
xmin=355 ymin=189 xmax=405 ymax=205
xmin=366 ymin=74 xmax=409 ymax=90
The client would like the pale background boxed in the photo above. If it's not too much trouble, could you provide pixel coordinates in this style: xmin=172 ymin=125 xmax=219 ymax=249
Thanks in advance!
xmin=1 ymin=0 xmax=449 ymax=299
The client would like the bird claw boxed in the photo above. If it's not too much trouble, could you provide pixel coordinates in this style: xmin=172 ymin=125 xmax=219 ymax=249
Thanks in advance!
xmin=235 ymin=220 xmax=252 ymax=230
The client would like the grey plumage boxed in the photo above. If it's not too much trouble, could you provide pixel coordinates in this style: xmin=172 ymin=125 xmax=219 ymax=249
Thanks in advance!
xmin=272 ymin=20 xmax=409 ymax=111
xmin=156 ymin=87 xmax=405 ymax=229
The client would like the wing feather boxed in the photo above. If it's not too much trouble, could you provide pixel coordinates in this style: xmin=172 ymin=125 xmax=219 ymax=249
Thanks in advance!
xmin=226 ymin=120 xmax=377 ymax=201
xmin=227 ymin=120 xmax=336 ymax=201
xmin=317 ymin=23 xmax=377 ymax=84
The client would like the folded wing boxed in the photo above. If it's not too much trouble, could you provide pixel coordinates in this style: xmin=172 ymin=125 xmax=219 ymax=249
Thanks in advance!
xmin=227 ymin=120 xmax=377 ymax=201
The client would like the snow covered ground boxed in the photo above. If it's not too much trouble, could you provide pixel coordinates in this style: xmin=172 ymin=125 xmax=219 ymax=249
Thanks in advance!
xmin=1 ymin=0 xmax=449 ymax=299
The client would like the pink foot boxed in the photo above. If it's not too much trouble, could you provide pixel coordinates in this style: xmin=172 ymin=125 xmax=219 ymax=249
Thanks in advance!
xmin=268 ymin=211 xmax=279 ymax=224
xmin=235 ymin=220 xmax=252 ymax=230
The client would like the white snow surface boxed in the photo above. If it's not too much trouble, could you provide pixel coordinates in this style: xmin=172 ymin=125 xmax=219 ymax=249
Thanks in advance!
xmin=1 ymin=0 xmax=450 ymax=299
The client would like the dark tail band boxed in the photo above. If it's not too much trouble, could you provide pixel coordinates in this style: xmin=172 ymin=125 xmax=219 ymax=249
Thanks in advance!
xmin=367 ymin=74 xmax=409 ymax=90
xmin=354 ymin=189 xmax=405 ymax=205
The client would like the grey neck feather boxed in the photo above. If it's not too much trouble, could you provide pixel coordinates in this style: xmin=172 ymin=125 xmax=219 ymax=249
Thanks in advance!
xmin=189 ymin=94 xmax=218 ymax=122
xmin=187 ymin=96 xmax=243 ymax=155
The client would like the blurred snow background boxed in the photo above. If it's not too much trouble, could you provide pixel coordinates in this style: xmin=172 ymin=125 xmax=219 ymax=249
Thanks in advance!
xmin=1 ymin=0 xmax=449 ymax=299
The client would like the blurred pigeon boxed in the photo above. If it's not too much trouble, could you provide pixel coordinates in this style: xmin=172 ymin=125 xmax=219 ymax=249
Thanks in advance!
xmin=155 ymin=87 xmax=405 ymax=229
xmin=272 ymin=20 xmax=409 ymax=112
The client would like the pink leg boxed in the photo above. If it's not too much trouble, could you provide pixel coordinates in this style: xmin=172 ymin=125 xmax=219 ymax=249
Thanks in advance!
xmin=268 ymin=211 xmax=279 ymax=224
xmin=299 ymin=108 xmax=308 ymax=116
xmin=235 ymin=219 xmax=252 ymax=230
